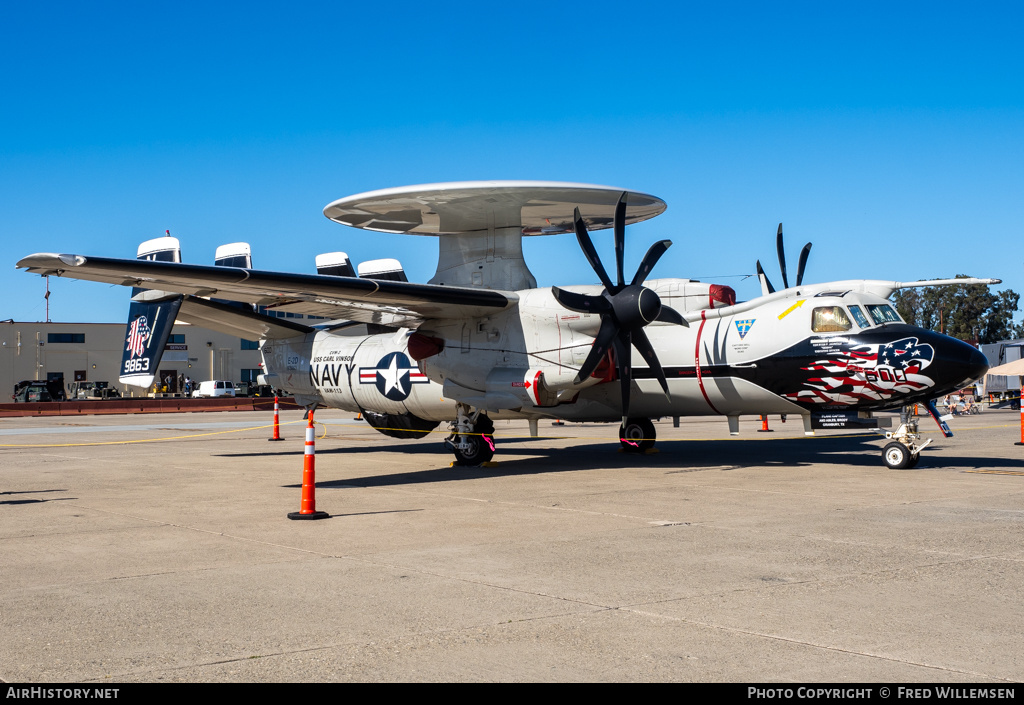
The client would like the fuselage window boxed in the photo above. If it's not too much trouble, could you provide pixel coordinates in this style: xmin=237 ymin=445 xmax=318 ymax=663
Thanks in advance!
xmin=812 ymin=306 xmax=853 ymax=332
xmin=848 ymin=305 xmax=871 ymax=329
xmin=867 ymin=304 xmax=902 ymax=325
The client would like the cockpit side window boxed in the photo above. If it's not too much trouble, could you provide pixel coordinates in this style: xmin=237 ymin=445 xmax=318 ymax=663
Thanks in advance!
xmin=812 ymin=306 xmax=853 ymax=332
xmin=867 ymin=304 xmax=902 ymax=325
xmin=848 ymin=305 xmax=871 ymax=329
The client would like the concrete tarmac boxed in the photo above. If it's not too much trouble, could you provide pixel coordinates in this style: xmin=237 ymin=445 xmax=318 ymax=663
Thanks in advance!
xmin=1 ymin=409 xmax=1022 ymax=683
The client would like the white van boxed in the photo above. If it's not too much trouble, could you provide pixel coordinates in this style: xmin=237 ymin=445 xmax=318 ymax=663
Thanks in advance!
xmin=192 ymin=380 xmax=236 ymax=398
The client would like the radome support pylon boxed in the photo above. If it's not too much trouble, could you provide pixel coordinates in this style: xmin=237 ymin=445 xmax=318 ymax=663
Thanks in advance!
xmin=288 ymin=411 xmax=329 ymax=520
xmin=268 ymin=396 xmax=285 ymax=441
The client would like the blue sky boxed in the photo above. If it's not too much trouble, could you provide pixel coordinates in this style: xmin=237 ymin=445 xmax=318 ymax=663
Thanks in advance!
xmin=3 ymin=1 xmax=1022 ymax=324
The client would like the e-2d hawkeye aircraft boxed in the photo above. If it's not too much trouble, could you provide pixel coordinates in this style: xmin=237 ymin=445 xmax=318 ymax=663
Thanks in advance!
xmin=17 ymin=181 xmax=995 ymax=469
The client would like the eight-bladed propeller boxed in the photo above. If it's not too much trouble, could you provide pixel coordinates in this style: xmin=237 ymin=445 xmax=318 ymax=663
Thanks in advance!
xmin=552 ymin=192 xmax=688 ymax=426
xmin=756 ymin=223 xmax=813 ymax=295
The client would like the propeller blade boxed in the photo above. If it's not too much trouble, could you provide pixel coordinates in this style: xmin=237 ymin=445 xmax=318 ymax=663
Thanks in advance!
xmin=573 ymin=207 xmax=615 ymax=292
xmin=614 ymin=192 xmax=627 ymax=288
xmin=756 ymin=260 xmax=775 ymax=295
xmin=655 ymin=304 xmax=689 ymax=327
xmin=613 ymin=331 xmax=633 ymax=426
xmin=574 ymin=316 xmax=619 ymax=383
xmin=631 ymin=327 xmax=671 ymax=402
xmin=795 ymin=242 xmax=812 ymax=287
xmin=630 ymin=239 xmax=672 ymax=286
xmin=776 ymin=223 xmax=789 ymax=290
xmin=551 ymin=286 xmax=612 ymax=315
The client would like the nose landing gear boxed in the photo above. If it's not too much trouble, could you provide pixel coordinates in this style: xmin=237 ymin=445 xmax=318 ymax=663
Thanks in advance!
xmin=881 ymin=405 xmax=932 ymax=469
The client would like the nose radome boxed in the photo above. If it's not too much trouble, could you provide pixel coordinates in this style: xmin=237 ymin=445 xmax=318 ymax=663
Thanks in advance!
xmin=938 ymin=336 xmax=989 ymax=386
xmin=966 ymin=344 xmax=989 ymax=382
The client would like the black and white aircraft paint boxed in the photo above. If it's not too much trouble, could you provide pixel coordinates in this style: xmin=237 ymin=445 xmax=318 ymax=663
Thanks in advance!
xmin=18 ymin=181 xmax=993 ymax=468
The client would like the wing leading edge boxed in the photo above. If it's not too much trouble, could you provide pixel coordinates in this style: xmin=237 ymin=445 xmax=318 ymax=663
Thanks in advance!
xmin=17 ymin=253 xmax=517 ymax=327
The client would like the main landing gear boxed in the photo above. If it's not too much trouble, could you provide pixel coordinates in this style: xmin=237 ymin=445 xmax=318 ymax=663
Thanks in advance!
xmin=881 ymin=406 xmax=932 ymax=469
xmin=620 ymin=417 xmax=656 ymax=453
xmin=444 ymin=403 xmax=495 ymax=466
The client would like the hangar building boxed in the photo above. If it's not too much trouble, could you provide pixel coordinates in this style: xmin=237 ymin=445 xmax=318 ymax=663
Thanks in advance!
xmin=0 ymin=321 xmax=264 ymax=398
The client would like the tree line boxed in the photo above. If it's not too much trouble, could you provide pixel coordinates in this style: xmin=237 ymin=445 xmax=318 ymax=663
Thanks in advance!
xmin=890 ymin=276 xmax=1024 ymax=344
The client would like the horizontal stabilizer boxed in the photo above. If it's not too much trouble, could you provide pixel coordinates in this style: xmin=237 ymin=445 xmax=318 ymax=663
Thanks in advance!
xmin=17 ymin=253 xmax=515 ymax=327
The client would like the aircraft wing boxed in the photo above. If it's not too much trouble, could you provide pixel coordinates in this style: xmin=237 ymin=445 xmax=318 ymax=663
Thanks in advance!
xmin=17 ymin=253 xmax=517 ymax=327
xmin=176 ymin=296 xmax=316 ymax=340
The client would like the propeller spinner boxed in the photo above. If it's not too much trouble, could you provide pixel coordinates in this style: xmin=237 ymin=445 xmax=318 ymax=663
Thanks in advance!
xmin=552 ymin=193 xmax=688 ymax=426
xmin=756 ymin=223 xmax=813 ymax=294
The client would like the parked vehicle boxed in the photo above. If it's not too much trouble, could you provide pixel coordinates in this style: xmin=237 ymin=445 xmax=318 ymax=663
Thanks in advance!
xmin=12 ymin=380 xmax=66 ymax=403
xmin=191 ymin=380 xmax=236 ymax=398
xmin=235 ymin=381 xmax=275 ymax=397
xmin=69 ymin=381 xmax=121 ymax=400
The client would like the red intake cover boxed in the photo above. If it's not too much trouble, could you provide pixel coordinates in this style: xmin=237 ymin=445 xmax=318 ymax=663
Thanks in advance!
xmin=408 ymin=333 xmax=445 ymax=361
xmin=710 ymin=284 xmax=736 ymax=308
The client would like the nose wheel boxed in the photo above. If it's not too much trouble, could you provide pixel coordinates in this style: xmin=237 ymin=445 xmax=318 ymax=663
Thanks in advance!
xmin=881 ymin=406 xmax=930 ymax=469
xmin=882 ymin=441 xmax=919 ymax=469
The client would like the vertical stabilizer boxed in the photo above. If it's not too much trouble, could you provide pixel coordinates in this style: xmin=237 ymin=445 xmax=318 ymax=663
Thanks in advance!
xmin=316 ymin=252 xmax=357 ymax=277
xmin=214 ymin=242 xmax=252 ymax=268
xmin=120 ymin=236 xmax=184 ymax=388
xmin=213 ymin=242 xmax=255 ymax=311
xmin=357 ymin=258 xmax=408 ymax=282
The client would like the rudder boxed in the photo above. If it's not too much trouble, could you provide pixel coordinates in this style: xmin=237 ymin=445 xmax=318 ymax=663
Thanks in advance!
xmin=119 ymin=236 xmax=185 ymax=389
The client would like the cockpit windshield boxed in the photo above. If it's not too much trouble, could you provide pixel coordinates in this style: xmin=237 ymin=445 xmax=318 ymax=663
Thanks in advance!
xmin=867 ymin=304 xmax=902 ymax=325
xmin=847 ymin=305 xmax=871 ymax=329
xmin=812 ymin=306 xmax=853 ymax=332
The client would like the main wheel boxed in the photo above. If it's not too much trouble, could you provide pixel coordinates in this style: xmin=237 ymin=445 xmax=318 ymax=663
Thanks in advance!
xmin=451 ymin=415 xmax=495 ymax=466
xmin=619 ymin=417 xmax=656 ymax=452
xmin=882 ymin=441 xmax=913 ymax=469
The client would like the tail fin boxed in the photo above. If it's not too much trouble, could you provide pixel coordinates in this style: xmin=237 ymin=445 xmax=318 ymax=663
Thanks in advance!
xmin=212 ymin=242 xmax=256 ymax=311
xmin=214 ymin=242 xmax=252 ymax=268
xmin=120 ymin=236 xmax=184 ymax=389
xmin=357 ymin=258 xmax=408 ymax=282
xmin=316 ymin=252 xmax=357 ymax=277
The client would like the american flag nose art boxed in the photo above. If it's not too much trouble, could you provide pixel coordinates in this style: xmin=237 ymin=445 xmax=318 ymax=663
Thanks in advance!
xmin=784 ymin=336 xmax=936 ymax=405
xmin=126 ymin=316 xmax=151 ymax=358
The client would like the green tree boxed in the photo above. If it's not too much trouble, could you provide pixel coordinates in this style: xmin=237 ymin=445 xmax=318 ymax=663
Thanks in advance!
xmin=890 ymin=276 xmax=1024 ymax=344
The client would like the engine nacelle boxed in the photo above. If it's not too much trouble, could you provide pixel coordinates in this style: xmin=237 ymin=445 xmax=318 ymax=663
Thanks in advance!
xmin=647 ymin=279 xmax=735 ymax=312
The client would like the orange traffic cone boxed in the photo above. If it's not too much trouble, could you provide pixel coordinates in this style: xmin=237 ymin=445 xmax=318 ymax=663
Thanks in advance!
xmin=288 ymin=411 xmax=329 ymax=520
xmin=268 ymin=396 xmax=285 ymax=441
xmin=1016 ymin=386 xmax=1024 ymax=447
xmin=758 ymin=414 xmax=773 ymax=432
